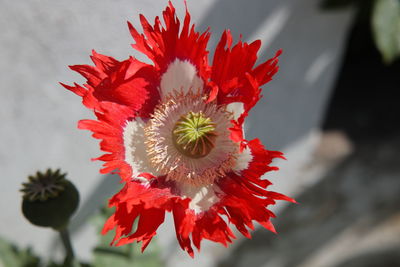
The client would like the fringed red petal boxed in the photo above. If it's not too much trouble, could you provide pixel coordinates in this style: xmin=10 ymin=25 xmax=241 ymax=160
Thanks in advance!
xmin=209 ymin=30 xmax=281 ymax=124
xmin=172 ymin=202 xmax=195 ymax=257
xmin=128 ymin=1 xmax=210 ymax=80
xmin=75 ymin=101 xmax=136 ymax=181
xmin=102 ymin=180 xmax=186 ymax=252
xmin=191 ymin=209 xmax=235 ymax=250
xmin=214 ymin=138 xmax=294 ymax=239
xmin=62 ymin=51 xmax=159 ymax=117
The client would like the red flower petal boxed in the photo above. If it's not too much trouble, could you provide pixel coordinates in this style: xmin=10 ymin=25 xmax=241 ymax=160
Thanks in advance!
xmin=128 ymin=1 xmax=210 ymax=80
xmin=62 ymin=51 xmax=160 ymax=117
xmin=209 ymin=30 xmax=281 ymax=124
xmin=76 ymin=101 xmax=135 ymax=181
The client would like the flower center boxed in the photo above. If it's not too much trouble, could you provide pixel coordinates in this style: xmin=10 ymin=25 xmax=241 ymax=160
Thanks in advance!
xmin=143 ymin=90 xmax=237 ymax=186
xmin=172 ymin=111 xmax=217 ymax=158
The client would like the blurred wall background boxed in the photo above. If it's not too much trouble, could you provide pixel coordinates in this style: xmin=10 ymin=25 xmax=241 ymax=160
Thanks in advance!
xmin=4 ymin=0 xmax=398 ymax=267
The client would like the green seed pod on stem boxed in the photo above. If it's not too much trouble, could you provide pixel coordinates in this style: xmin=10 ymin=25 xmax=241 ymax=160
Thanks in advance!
xmin=21 ymin=169 xmax=79 ymax=230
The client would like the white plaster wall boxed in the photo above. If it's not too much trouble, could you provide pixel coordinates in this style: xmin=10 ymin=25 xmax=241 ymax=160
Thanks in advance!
xmin=0 ymin=0 xmax=353 ymax=265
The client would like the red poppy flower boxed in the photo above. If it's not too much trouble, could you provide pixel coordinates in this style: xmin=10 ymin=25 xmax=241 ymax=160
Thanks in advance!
xmin=62 ymin=1 xmax=295 ymax=257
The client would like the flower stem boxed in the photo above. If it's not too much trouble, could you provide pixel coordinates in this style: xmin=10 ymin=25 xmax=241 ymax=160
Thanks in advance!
xmin=59 ymin=227 xmax=77 ymax=266
xmin=127 ymin=243 xmax=134 ymax=259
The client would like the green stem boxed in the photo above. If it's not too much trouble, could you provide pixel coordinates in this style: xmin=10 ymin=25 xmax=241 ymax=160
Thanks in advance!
xmin=127 ymin=243 xmax=134 ymax=259
xmin=59 ymin=227 xmax=75 ymax=265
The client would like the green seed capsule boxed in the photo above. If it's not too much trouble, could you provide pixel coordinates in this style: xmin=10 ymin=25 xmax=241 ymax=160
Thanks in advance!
xmin=21 ymin=169 xmax=79 ymax=230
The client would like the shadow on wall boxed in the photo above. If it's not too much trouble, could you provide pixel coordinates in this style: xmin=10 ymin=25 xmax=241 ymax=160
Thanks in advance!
xmin=199 ymin=0 xmax=353 ymax=150
xmin=198 ymin=0 xmax=285 ymax=48
xmin=68 ymin=174 xmax=121 ymax=234
xmin=49 ymin=173 xmax=121 ymax=250
xmin=217 ymin=6 xmax=400 ymax=266
xmin=335 ymin=248 xmax=400 ymax=267
xmin=218 ymin=139 xmax=400 ymax=267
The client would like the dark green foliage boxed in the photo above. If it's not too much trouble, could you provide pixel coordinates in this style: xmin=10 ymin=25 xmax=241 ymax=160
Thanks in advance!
xmin=372 ymin=0 xmax=400 ymax=63
xmin=0 ymin=237 xmax=40 ymax=267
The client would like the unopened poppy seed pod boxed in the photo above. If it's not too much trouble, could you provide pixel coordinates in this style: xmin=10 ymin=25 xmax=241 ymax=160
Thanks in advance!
xmin=21 ymin=169 xmax=79 ymax=230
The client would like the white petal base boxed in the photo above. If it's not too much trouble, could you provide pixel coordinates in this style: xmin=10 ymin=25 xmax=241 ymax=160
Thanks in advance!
xmin=179 ymin=183 xmax=221 ymax=214
xmin=160 ymin=59 xmax=204 ymax=99
xmin=123 ymin=118 xmax=160 ymax=181
xmin=226 ymin=102 xmax=244 ymax=121
xmin=232 ymin=146 xmax=253 ymax=173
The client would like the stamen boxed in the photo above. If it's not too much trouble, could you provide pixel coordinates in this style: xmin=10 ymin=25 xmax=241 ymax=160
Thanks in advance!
xmin=143 ymin=90 xmax=238 ymax=186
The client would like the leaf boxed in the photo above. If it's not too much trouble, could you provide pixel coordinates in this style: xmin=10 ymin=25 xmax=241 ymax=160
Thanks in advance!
xmin=0 ymin=237 xmax=40 ymax=267
xmin=91 ymin=206 xmax=162 ymax=267
xmin=372 ymin=0 xmax=400 ymax=63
